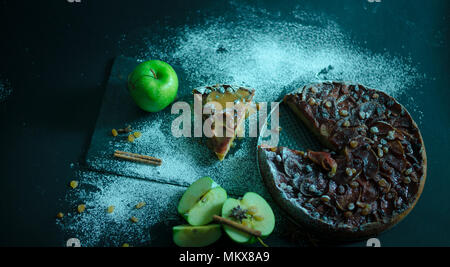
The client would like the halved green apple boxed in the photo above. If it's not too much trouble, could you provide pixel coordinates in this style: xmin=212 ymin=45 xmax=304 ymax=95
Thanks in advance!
xmin=222 ymin=192 xmax=275 ymax=244
xmin=178 ymin=177 xmax=218 ymax=215
xmin=178 ymin=176 xmax=227 ymax=226
xmin=186 ymin=187 xmax=227 ymax=226
xmin=173 ymin=224 xmax=222 ymax=247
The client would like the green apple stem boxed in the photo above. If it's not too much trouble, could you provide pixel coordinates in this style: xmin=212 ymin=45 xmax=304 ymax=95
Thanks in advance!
xmin=150 ymin=68 xmax=157 ymax=79
xmin=256 ymin=237 xmax=269 ymax=248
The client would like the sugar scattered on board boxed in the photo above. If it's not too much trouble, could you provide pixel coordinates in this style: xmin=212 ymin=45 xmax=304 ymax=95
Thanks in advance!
xmin=57 ymin=171 xmax=185 ymax=247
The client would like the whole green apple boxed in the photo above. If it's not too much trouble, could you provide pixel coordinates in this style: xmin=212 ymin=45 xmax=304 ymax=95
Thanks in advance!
xmin=128 ymin=60 xmax=178 ymax=112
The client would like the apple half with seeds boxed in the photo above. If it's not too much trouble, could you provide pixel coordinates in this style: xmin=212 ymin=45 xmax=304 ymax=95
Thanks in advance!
xmin=222 ymin=192 xmax=275 ymax=244
xmin=173 ymin=224 xmax=222 ymax=247
xmin=178 ymin=176 xmax=227 ymax=226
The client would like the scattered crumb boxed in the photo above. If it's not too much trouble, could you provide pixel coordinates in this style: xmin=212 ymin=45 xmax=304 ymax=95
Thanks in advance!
xmin=130 ymin=216 xmax=139 ymax=223
xmin=56 ymin=212 xmax=64 ymax=219
xmin=56 ymin=171 xmax=186 ymax=247
xmin=70 ymin=180 xmax=79 ymax=189
xmin=77 ymin=204 xmax=86 ymax=213
xmin=112 ymin=129 xmax=118 ymax=137
xmin=107 ymin=205 xmax=115 ymax=213
xmin=135 ymin=202 xmax=146 ymax=209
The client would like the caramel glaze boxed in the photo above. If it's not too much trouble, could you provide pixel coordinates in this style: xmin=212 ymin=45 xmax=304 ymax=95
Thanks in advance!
xmin=263 ymin=82 xmax=426 ymax=229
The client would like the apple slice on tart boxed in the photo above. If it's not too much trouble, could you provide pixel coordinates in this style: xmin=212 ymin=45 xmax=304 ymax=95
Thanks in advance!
xmin=193 ymin=84 xmax=255 ymax=161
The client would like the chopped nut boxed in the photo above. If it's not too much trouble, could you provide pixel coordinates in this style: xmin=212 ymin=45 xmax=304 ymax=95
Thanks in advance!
xmin=372 ymin=93 xmax=379 ymax=99
xmin=111 ymin=129 xmax=118 ymax=137
xmin=370 ymin=126 xmax=379 ymax=134
xmin=308 ymin=97 xmax=316 ymax=106
xmin=347 ymin=203 xmax=355 ymax=211
xmin=361 ymin=205 xmax=371 ymax=216
xmin=107 ymin=206 xmax=115 ymax=213
xmin=325 ymin=101 xmax=332 ymax=108
xmin=276 ymin=155 xmax=282 ymax=162
xmin=383 ymin=146 xmax=389 ymax=153
xmin=135 ymin=202 xmax=146 ymax=209
xmin=356 ymin=201 xmax=366 ymax=208
xmin=320 ymin=195 xmax=331 ymax=203
xmin=320 ymin=124 xmax=329 ymax=137
xmin=117 ymin=125 xmax=132 ymax=134
xmin=56 ymin=212 xmax=64 ymax=219
xmin=346 ymin=168 xmax=353 ymax=176
xmin=310 ymin=87 xmax=318 ymax=94
xmin=128 ymin=134 xmax=135 ymax=142
xmin=403 ymin=176 xmax=411 ymax=184
xmin=350 ymin=140 xmax=358 ymax=148
xmin=130 ymin=216 xmax=139 ymax=223
xmin=387 ymin=130 xmax=395 ymax=140
xmin=404 ymin=168 xmax=413 ymax=175
xmin=77 ymin=204 xmax=86 ymax=213
xmin=378 ymin=178 xmax=387 ymax=187
xmin=133 ymin=131 xmax=142 ymax=138
xmin=342 ymin=120 xmax=350 ymax=127
xmin=350 ymin=181 xmax=359 ymax=188
xmin=70 ymin=180 xmax=79 ymax=189
xmin=377 ymin=148 xmax=384 ymax=157
xmin=359 ymin=111 xmax=366 ymax=120
xmin=339 ymin=109 xmax=349 ymax=117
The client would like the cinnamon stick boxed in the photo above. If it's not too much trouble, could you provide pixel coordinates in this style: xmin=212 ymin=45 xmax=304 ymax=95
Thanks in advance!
xmin=114 ymin=150 xmax=162 ymax=166
xmin=212 ymin=215 xmax=261 ymax=237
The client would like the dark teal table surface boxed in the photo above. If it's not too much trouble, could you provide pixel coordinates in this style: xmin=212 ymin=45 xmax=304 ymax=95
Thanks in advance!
xmin=0 ymin=0 xmax=448 ymax=246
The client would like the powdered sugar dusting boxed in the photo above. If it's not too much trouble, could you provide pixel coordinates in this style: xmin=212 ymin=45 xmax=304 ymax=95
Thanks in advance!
xmin=134 ymin=3 xmax=420 ymax=104
xmin=87 ymin=111 xmax=267 ymax=196
xmin=57 ymin=171 xmax=185 ymax=247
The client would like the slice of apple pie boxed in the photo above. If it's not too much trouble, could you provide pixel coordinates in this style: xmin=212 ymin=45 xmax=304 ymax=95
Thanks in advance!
xmin=193 ymin=84 xmax=255 ymax=161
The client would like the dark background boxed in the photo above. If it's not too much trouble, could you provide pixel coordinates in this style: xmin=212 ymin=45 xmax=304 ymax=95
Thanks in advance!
xmin=0 ymin=0 xmax=449 ymax=246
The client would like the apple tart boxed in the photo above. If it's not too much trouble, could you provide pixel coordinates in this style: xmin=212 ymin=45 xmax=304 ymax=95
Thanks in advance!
xmin=258 ymin=81 xmax=427 ymax=240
